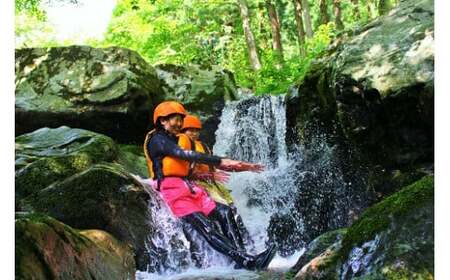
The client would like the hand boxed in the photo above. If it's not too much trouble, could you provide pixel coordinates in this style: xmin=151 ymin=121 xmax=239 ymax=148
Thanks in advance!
xmin=212 ymin=170 xmax=231 ymax=183
xmin=219 ymin=159 xmax=265 ymax=173
xmin=239 ymin=162 xmax=265 ymax=173
xmin=219 ymin=159 xmax=242 ymax=171
xmin=192 ymin=171 xmax=230 ymax=183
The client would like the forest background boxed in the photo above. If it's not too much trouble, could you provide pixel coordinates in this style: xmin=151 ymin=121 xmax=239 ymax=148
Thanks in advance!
xmin=16 ymin=0 xmax=402 ymax=94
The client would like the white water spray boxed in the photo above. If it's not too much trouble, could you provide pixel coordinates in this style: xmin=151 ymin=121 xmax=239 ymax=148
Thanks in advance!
xmin=213 ymin=95 xmax=305 ymax=261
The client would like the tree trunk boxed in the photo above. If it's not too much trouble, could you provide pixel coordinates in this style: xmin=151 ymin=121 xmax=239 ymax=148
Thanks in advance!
xmin=367 ymin=0 xmax=374 ymax=20
xmin=351 ymin=0 xmax=360 ymax=20
xmin=301 ymin=0 xmax=313 ymax=37
xmin=333 ymin=0 xmax=344 ymax=30
xmin=265 ymin=0 xmax=284 ymax=64
xmin=237 ymin=0 xmax=262 ymax=71
xmin=378 ymin=0 xmax=392 ymax=15
xmin=319 ymin=0 xmax=330 ymax=25
xmin=293 ymin=0 xmax=306 ymax=55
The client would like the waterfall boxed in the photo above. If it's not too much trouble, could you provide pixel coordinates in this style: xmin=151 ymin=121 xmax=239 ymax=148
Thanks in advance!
xmin=213 ymin=95 xmax=370 ymax=256
xmin=135 ymin=94 xmax=371 ymax=279
xmin=213 ymin=95 xmax=298 ymax=252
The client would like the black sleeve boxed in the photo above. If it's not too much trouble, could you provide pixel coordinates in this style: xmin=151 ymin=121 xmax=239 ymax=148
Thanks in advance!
xmin=149 ymin=133 xmax=222 ymax=166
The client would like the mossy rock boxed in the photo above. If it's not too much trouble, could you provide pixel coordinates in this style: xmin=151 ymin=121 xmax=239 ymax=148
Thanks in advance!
xmin=22 ymin=163 xmax=155 ymax=270
xmin=340 ymin=175 xmax=433 ymax=255
xmin=293 ymin=240 xmax=342 ymax=280
xmin=293 ymin=175 xmax=433 ymax=279
xmin=290 ymin=228 xmax=347 ymax=276
xmin=15 ymin=46 xmax=164 ymax=143
xmin=15 ymin=126 xmax=117 ymax=202
xmin=16 ymin=212 xmax=135 ymax=280
xmin=115 ymin=144 xmax=148 ymax=178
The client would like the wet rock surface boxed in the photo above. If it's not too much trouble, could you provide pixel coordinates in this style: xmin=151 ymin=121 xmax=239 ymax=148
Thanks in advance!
xmin=16 ymin=212 xmax=136 ymax=280
xmin=292 ymin=175 xmax=434 ymax=280
xmin=286 ymin=0 xmax=434 ymax=197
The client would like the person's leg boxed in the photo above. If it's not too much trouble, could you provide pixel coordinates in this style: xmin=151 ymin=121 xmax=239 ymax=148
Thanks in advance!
xmin=229 ymin=203 xmax=254 ymax=249
xmin=209 ymin=203 xmax=246 ymax=251
xmin=182 ymin=222 xmax=204 ymax=268
xmin=181 ymin=212 xmax=276 ymax=270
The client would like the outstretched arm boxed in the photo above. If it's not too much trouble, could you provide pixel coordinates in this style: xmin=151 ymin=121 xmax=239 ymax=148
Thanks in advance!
xmin=149 ymin=134 xmax=222 ymax=165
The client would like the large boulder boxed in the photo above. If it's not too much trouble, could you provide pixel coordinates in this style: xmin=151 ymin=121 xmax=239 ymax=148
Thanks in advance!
xmin=16 ymin=213 xmax=135 ymax=280
xmin=15 ymin=126 xmax=154 ymax=270
xmin=22 ymin=163 xmax=154 ymax=270
xmin=286 ymin=0 xmax=434 ymax=196
xmin=15 ymin=46 xmax=240 ymax=145
xmin=293 ymin=175 xmax=434 ymax=279
xmin=155 ymin=64 xmax=239 ymax=146
xmin=15 ymin=46 xmax=163 ymax=143
xmin=15 ymin=126 xmax=117 ymax=202
xmin=15 ymin=126 xmax=149 ymax=204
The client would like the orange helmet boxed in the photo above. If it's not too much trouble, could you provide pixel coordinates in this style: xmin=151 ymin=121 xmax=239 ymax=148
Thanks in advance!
xmin=182 ymin=115 xmax=202 ymax=130
xmin=153 ymin=101 xmax=186 ymax=125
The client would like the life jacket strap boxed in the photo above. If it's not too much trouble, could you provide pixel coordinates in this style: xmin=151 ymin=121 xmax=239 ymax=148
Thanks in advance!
xmin=183 ymin=177 xmax=196 ymax=194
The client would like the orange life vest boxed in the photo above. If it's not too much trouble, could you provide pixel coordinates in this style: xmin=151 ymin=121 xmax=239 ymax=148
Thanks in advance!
xmin=143 ymin=130 xmax=192 ymax=179
xmin=193 ymin=140 xmax=214 ymax=173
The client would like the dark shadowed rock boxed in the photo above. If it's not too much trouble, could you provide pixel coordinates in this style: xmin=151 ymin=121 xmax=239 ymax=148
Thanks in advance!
xmin=22 ymin=163 xmax=155 ymax=270
xmin=16 ymin=213 xmax=135 ymax=280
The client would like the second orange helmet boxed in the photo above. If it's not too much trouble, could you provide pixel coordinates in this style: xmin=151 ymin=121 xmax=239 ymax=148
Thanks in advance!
xmin=182 ymin=114 xmax=202 ymax=130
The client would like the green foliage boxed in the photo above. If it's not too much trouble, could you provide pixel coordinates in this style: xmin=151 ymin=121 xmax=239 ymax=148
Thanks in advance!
xmin=15 ymin=0 xmax=51 ymax=48
xmin=254 ymin=23 xmax=336 ymax=94
xmin=100 ymin=0 xmax=343 ymax=94
xmin=15 ymin=0 xmax=47 ymax=20
xmin=15 ymin=0 xmax=394 ymax=94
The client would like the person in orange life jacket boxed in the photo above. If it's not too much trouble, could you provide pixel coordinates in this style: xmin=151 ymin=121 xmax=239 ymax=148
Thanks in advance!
xmin=181 ymin=114 xmax=253 ymax=251
xmin=143 ymin=101 xmax=276 ymax=271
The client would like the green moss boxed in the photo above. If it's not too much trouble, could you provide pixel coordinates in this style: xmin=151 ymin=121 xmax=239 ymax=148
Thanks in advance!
xmin=341 ymin=175 xmax=434 ymax=258
xmin=381 ymin=265 xmax=434 ymax=280
xmin=284 ymin=270 xmax=296 ymax=280
xmin=116 ymin=144 xmax=147 ymax=177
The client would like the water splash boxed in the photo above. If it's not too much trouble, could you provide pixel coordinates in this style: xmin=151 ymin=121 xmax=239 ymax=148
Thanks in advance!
xmin=133 ymin=176 xmax=230 ymax=276
xmin=213 ymin=95 xmax=304 ymax=253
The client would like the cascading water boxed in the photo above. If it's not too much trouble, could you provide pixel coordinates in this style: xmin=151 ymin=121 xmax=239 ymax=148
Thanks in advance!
xmin=134 ymin=94 xmax=371 ymax=279
xmin=213 ymin=95 xmax=300 ymax=252
xmin=212 ymin=94 xmax=371 ymax=257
